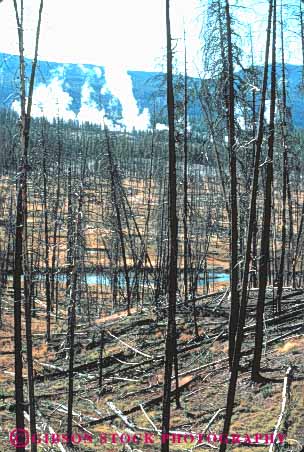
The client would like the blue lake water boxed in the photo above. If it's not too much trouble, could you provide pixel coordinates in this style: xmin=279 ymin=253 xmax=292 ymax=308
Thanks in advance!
xmin=56 ymin=272 xmax=230 ymax=286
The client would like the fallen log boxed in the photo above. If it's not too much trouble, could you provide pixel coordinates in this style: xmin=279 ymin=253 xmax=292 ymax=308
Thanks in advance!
xmin=35 ymin=408 xmax=67 ymax=452
xmin=87 ymin=374 xmax=195 ymax=426
xmin=269 ymin=366 xmax=293 ymax=452
xmin=107 ymin=401 xmax=136 ymax=429
xmin=34 ymin=351 xmax=126 ymax=382
xmin=106 ymin=330 xmax=153 ymax=358
xmin=85 ymin=328 xmax=303 ymax=428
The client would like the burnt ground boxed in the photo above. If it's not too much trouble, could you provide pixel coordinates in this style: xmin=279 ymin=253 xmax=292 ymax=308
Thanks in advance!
xmin=0 ymin=287 xmax=303 ymax=452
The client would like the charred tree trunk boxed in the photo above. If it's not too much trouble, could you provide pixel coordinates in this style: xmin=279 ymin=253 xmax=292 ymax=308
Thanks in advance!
xmin=51 ymin=123 xmax=62 ymax=318
xmin=224 ymin=0 xmax=240 ymax=370
xmin=276 ymin=0 xmax=289 ymax=312
xmin=183 ymin=32 xmax=189 ymax=304
xmin=252 ymin=0 xmax=277 ymax=381
xmin=98 ymin=329 xmax=105 ymax=391
xmin=42 ymin=129 xmax=51 ymax=341
xmin=161 ymin=1 xmax=180 ymax=451
xmin=106 ymin=132 xmax=132 ymax=316
xmin=12 ymin=1 xmax=43 ymax=450
xmin=219 ymin=1 xmax=273 ymax=449
xmin=67 ymin=186 xmax=83 ymax=448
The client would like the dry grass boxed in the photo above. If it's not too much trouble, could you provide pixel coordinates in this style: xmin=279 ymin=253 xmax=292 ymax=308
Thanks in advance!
xmin=277 ymin=337 xmax=304 ymax=353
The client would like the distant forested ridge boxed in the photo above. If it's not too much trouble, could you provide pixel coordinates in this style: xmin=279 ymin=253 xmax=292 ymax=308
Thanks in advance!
xmin=0 ymin=52 xmax=303 ymax=129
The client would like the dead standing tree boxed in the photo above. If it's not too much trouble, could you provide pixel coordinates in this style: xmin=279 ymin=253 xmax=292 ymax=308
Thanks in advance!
xmin=161 ymin=1 xmax=181 ymax=451
xmin=199 ymin=0 xmax=239 ymax=364
xmin=12 ymin=1 xmax=44 ymax=450
xmin=219 ymin=0 xmax=274 ymax=450
xmin=41 ymin=120 xmax=52 ymax=341
xmin=183 ymin=31 xmax=189 ymax=304
xmin=252 ymin=0 xmax=277 ymax=381
xmin=276 ymin=0 xmax=291 ymax=311
xmin=67 ymin=181 xmax=84 ymax=449
xmin=105 ymin=130 xmax=132 ymax=316
xmin=224 ymin=0 xmax=239 ymax=370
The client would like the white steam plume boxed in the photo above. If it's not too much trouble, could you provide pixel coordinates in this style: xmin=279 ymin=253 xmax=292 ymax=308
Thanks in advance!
xmin=12 ymin=77 xmax=76 ymax=122
xmin=77 ymin=80 xmax=116 ymax=128
xmin=102 ymin=66 xmax=150 ymax=131
xmin=12 ymin=63 xmax=152 ymax=131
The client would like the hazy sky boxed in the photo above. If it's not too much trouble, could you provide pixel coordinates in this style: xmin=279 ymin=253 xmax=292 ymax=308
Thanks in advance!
xmin=0 ymin=0 xmax=301 ymax=130
xmin=0 ymin=0 xmax=301 ymax=77
xmin=0 ymin=0 xmax=302 ymax=78
xmin=0 ymin=0 xmax=202 ymax=75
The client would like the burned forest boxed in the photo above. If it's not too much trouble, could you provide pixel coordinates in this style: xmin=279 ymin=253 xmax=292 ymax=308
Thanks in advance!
xmin=0 ymin=0 xmax=304 ymax=451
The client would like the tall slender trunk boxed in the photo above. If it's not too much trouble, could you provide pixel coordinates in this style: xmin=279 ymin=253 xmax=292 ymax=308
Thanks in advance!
xmin=252 ymin=0 xmax=277 ymax=381
xmin=98 ymin=330 xmax=105 ymax=390
xmin=161 ymin=1 xmax=180 ymax=451
xmin=292 ymin=200 xmax=304 ymax=287
xmin=219 ymin=1 xmax=273 ymax=449
xmin=0 ymin=194 xmax=13 ymax=327
xmin=224 ymin=0 xmax=239 ymax=370
xmin=106 ymin=132 xmax=132 ymax=316
xmin=183 ymin=32 xmax=189 ymax=303
xmin=66 ymin=163 xmax=73 ymax=291
xmin=42 ymin=131 xmax=51 ymax=341
xmin=250 ymin=28 xmax=258 ymax=288
xmin=13 ymin=165 xmax=25 ymax=452
xmin=276 ymin=0 xmax=288 ymax=311
xmin=67 ymin=186 xmax=83 ymax=448
xmin=51 ymin=122 xmax=62 ymax=318
xmin=12 ymin=2 xmax=43 ymax=449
